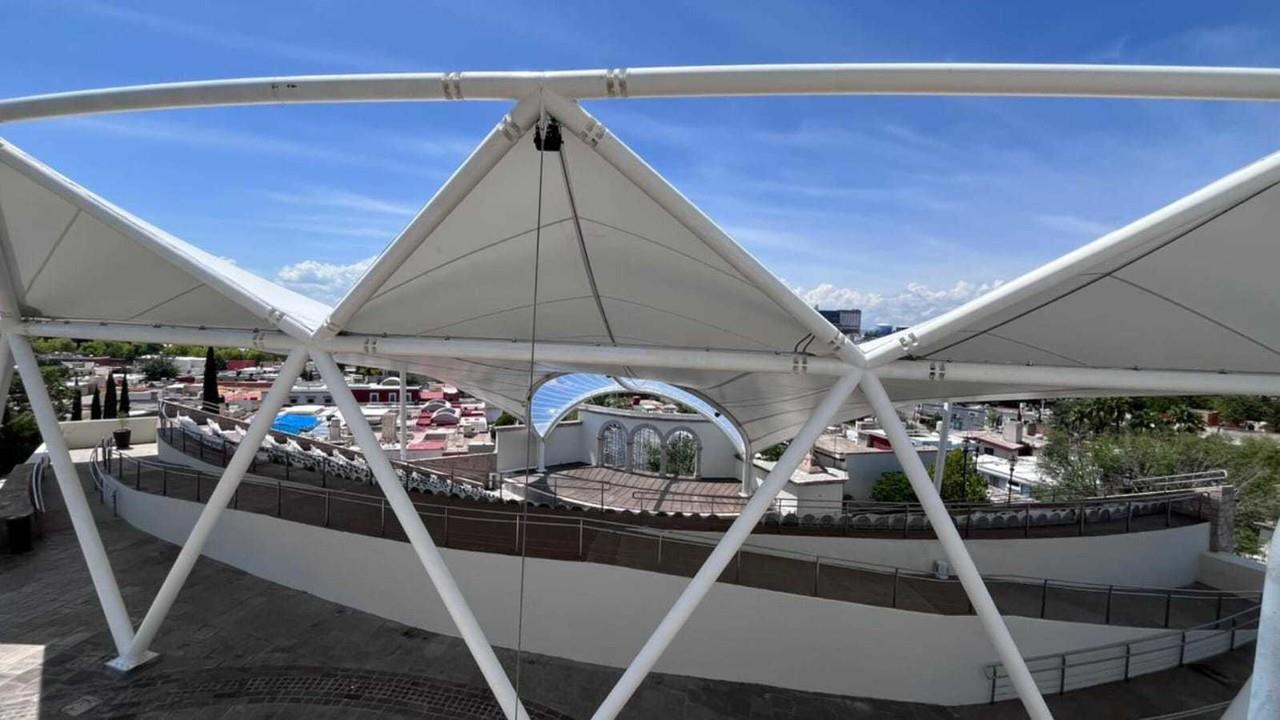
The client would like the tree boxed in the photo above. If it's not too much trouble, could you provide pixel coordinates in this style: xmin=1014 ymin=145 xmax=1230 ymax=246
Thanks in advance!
xmin=103 ymin=371 xmax=118 ymax=419
xmin=90 ymin=386 xmax=102 ymax=420
xmin=666 ymin=435 xmax=698 ymax=476
xmin=871 ymin=471 xmax=915 ymax=502
xmin=494 ymin=412 xmax=518 ymax=427
xmin=140 ymin=356 xmax=179 ymax=381
xmin=118 ymin=372 xmax=130 ymax=416
xmin=71 ymin=381 xmax=83 ymax=421
xmin=759 ymin=442 xmax=788 ymax=462
xmin=201 ymin=347 xmax=221 ymax=412
xmin=0 ymin=362 xmax=75 ymax=476
xmin=30 ymin=337 xmax=77 ymax=354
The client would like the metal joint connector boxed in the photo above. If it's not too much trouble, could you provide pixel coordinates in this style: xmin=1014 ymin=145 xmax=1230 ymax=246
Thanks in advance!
xmin=250 ymin=331 xmax=266 ymax=351
xmin=791 ymin=355 xmax=809 ymax=374
xmin=441 ymin=72 xmax=463 ymax=100
xmin=928 ymin=361 xmax=946 ymax=381
xmin=363 ymin=338 xmax=378 ymax=355
xmin=497 ymin=114 xmax=522 ymax=142
xmin=579 ymin=117 xmax=605 ymax=147
xmin=605 ymin=68 xmax=630 ymax=97
xmin=897 ymin=331 xmax=919 ymax=350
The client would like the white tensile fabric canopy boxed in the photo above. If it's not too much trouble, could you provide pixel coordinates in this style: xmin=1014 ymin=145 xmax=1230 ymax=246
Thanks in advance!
xmin=6 ymin=109 xmax=1280 ymax=448
xmin=0 ymin=140 xmax=328 ymax=339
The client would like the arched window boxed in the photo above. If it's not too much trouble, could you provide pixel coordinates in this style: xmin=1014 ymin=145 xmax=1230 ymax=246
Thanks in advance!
xmin=629 ymin=424 xmax=664 ymax=475
xmin=664 ymin=427 xmax=701 ymax=478
xmin=598 ymin=421 xmax=627 ymax=468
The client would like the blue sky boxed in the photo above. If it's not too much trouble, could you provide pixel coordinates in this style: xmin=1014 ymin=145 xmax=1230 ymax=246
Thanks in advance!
xmin=4 ymin=1 xmax=1280 ymax=326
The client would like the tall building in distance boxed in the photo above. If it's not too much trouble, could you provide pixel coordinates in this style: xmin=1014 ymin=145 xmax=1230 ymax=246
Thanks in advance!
xmin=817 ymin=308 xmax=861 ymax=337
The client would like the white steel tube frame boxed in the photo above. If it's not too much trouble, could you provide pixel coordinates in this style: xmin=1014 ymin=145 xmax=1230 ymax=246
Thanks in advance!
xmin=311 ymin=351 xmax=529 ymax=720
xmin=0 ymin=335 xmax=13 ymax=420
xmin=398 ymin=367 xmax=408 ymax=462
xmin=1247 ymin=521 xmax=1279 ymax=717
xmin=19 ymin=321 xmax=1280 ymax=397
xmin=8 ymin=64 xmax=1280 ymax=124
xmin=590 ymin=370 xmax=862 ymax=720
xmin=861 ymin=372 xmax=1052 ymax=720
xmin=110 ymin=347 xmax=309 ymax=671
xmin=932 ymin=401 xmax=951 ymax=492
xmin=7 ymin=333 xmax=136 ymax=654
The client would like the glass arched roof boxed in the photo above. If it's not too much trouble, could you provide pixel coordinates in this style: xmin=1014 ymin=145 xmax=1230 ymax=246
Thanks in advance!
xmin=530 ymin=374 xmax=745 ymax=453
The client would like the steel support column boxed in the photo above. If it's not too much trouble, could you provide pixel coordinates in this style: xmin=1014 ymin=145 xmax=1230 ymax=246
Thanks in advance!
xmin=110 ymin=347 xmax=309 ymax=671
xmin=311 ymin=351 xmax=529 ymax=720
xmin=932 ymin=400 xmax=951 ymax=492
xmin=8 ymin=333 xmax=135 ymax=655
xmin=590 ymin=371 xmax=861 ymax=720
xmin=861 ymin=372 xmax=1052 ymax=720
xmin=399 ymin=368 xmax=409 ymax=462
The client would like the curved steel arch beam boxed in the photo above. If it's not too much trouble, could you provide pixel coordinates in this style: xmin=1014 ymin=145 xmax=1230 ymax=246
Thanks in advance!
xmin=7 ymin=64 xmax=1280 ymax=123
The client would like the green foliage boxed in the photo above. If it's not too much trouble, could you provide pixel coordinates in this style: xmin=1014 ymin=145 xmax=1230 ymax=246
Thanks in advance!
xmin=29 ymin=337 xmax=77 ymax=354
xmin=0 ymin=362 xmax=75 ymax=476
xmin=759 ymin=442 xmax=788 ymax=462
xmin=118 ymin=373 xmax=130 ymax=415
xmin=869 ymin=449 xmax=988 ymax=504
xmin=139 ymin=356 xmax=180 ymax=381
xmin=90 ymin=386 xmax=102 ymax=420
xmin=494 ymin=412 xmax=518 ymax=427
xmin=201 ymin=347 xmax=221 ymax=411
xmin=666 ymin=434 xmax=698 ymax=476
xmin=1051 ymin=397 xmax=1204 ymax=438
xmin=871 ymin=471 xmax=915 ymax=502
xmin=103 ymin=372 xmax=118 ymax=419
xmin=70 ymin=382 xmax=82 ymax=421
xmin=1212 ymin=396 xmax=1280 ymax=428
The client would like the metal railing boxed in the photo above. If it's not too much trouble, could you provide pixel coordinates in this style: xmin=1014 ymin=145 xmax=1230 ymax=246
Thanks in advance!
xmin=28 ymin=456 xmax=49 ymax=513
xmin=985 ymin=605 xmax=1261 ymax=703
xmin=95 ymin=440 xmax=1261 ymax=631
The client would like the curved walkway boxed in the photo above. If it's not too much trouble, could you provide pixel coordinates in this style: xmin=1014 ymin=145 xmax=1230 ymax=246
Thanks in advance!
xmin=111 ymin=439 xmax=1259 ymax=630
xmin=0 ymin=465 xmax=1254 ymax=720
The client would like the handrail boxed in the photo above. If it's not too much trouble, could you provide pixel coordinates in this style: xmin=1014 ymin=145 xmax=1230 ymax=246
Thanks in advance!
xmin=96 ymin=442 xmax=1264 ymax=602
xmin=985 ymin=604 xmax=1261 ymax=701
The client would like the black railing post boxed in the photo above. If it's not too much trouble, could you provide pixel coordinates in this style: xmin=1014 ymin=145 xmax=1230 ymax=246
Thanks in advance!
xmin=903 ymin=506 xmax=910 ymax=538
xmin=891 ymin=568 xmax=899 ymax=608
xmin=323 ymin=494 xmax=330 ymax=528
xmin=1125 ymin=501 xmax=1132 ymax=533
xmin=813 ymin=558 xmax=820 ymax=597
xmin=1023 ymin=506 xmax=1030 ymax=538
xmin=579 ymin=519 xmax=585 ymax=560
xmin=1079 ymin=503 xmax=1086 ymax=535
xmin=136 ymin=461 xmax=141 ymax=490
xmin=1059 ymin=655 xmax=1067 ymax=694
xmin=443 ymin=506 xmax=450 ymax=546
xmin=162 ymin=467 xmax=167 ymax=496
xmin=1164 ymin=591 xmax=1173 ymax=628
xmin=1105 ymin=585 xmax=1113 ymax=624
xmin=990 ymin=671 xmax=997 ymax=704
xmin=195 ymin=472 xmax=201 ymax=502
xmin=1123 ymin=644 xmax=1131 ymax=680
xmin=1178 ymin=630 xmax=1187 ymax=666
xmin=276 ymin=482 xmax=282 ymax=516
xmin=380 ymin=499 xmax=387 ymax=537
xmin=1041 ymin=579 xmax=1050 ymax=619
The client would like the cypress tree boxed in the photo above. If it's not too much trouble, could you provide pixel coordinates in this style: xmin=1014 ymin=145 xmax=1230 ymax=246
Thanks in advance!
xmin=71 ymin=381 xmax=83 ymax=421
xmin=201 ymin=346 xmax=221 ymax=412
xmin=90 ymin=386 xmax=102 ymax=420
xmin=103 ymin=371 xmax=118 ymax=419
xmin=118 ymin=372 xmax=131 ymax=416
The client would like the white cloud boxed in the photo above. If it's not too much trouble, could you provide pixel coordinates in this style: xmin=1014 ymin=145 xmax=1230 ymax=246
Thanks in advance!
xmin=265 ymin=188 xmax=420 ymax=217
xmin=1034 ymin=213 xmax=1113 ymax=237
xmin=792 ymin=279 xmax=1005 ymax=327
xmin=274 ymin=257 xmax=375 ymax=303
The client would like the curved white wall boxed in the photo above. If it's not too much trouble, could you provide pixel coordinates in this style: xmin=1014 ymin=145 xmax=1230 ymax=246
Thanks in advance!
xmin=692 ymin=523 xmax=1211 ymax=588
xmin=102 ymin=473 xmax=1173 ymax=706
xmin=577 ymin=406 xmax=741 ymax=478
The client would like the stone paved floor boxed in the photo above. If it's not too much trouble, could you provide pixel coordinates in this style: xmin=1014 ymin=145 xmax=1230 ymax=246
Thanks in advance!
xmin=0 ymin=462 xmax=1254 ymax=719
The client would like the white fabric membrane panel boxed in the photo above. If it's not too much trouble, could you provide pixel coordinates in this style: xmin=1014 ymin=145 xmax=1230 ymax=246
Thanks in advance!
xmin=0 ymin=140 xmax=328 ymax=333
xmin=909 ymin=165 xmax=1280 ymax=375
